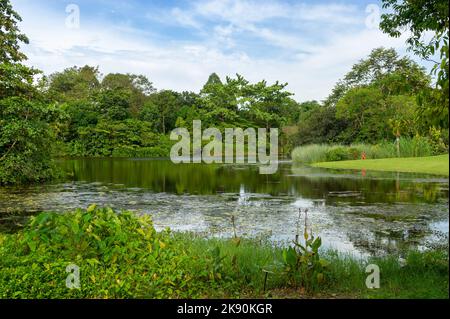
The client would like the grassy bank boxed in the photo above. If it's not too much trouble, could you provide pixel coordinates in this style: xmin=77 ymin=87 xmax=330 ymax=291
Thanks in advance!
xmin=291 ymin=137 xmax=448 ymax=164
xmin=0 ymin=207 xmax=448 ymax=299
xmin=312 ymin=154 xmax=449 ymax=176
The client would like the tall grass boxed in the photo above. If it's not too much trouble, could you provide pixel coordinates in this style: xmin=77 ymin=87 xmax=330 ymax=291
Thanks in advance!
xmin=292 ymin=136 xmax=438 ymax=163
xmin=291 ymin=144 xmax=331 ymax=163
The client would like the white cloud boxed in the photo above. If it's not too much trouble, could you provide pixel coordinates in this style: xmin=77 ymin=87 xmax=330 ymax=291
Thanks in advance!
xmin=11 ymin=0 xmax=429 ymax=102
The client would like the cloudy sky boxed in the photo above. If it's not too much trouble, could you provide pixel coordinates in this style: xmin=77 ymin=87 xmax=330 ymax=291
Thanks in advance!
xmin=11 ymin=0 xmax=431 ymax=102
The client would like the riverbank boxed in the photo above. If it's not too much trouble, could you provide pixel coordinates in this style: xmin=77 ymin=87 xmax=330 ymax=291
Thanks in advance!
xmin=312 ymin=154 xmax=449 ymax=176
xmin=0 ymin=207 xmax=448 ymax=299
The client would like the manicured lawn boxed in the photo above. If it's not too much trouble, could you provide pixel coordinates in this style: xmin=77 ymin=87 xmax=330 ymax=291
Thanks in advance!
xmin=312 ymin=154 xmax=449 ymax=176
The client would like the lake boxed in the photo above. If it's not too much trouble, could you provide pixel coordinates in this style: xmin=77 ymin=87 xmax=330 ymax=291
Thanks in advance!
xmin=0 ymin=158 xmax=448 ymax=257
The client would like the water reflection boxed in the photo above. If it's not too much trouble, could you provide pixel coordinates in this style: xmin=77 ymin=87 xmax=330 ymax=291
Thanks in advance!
xmin=0 ymin=158 xmax=448 ymax=257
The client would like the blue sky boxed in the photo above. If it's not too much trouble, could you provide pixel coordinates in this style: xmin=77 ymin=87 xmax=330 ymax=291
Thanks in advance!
xmin=11 ymin=0 xmax=431 ymax=101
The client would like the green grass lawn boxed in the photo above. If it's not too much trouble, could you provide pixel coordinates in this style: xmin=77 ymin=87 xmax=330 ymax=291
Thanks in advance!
xmin=312 ymin=154 xmax=449 ymax=176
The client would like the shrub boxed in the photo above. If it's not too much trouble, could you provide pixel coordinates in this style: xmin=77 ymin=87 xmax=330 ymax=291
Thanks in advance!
xmin=325 ymin=146 xmax=351 ymax=162
xmin=428 ymin=127 xmax=449 ymax=155
xmin=0 ymin=206 xmax=225 ymax=298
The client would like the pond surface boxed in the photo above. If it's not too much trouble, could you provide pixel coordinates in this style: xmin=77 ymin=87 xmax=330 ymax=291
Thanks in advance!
xmin=0 ymin=158 xmax=448 ymax=257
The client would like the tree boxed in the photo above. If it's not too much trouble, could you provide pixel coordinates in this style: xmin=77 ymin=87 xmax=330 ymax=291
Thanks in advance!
xmin=97 ymin=89 xmax=131 ymax=121
xmin=324 ymin=48 xmax=429 ymax=106
xmin=0 ymin=62 xmax=39 ymax=99
xmin=0 ymin=98 xmax=61 ymax=184
xmin=336 ymin=87 xmax=387 ymax=142
xmin=199 ymin=74 xmax=244 ymax=127
xmin=46 ymin=65 xmax=101 ymax=102
xmin=0 ymin=0 xmax=29 ymax=63
xmin=380 ymin=0 xmax=449 ymax=127
xmin=202 ymin=73 xmax=222 ymax=92
xmin=0 ymin=0 xmax=61 ymax=184
xmin=199 ymin=74 xmax=294 ymax=129
xmin=314 ymin=48 xmax=431 ymax=143
xmin=101 ymin=73 xmax=155 ymax=116
xmin=294 ymin=105 xmax=347 ymax=145
xmin=244 ymin=79 xmax=293 ymax=130
xmin=140 ymin=90 xmax=181 ymax=134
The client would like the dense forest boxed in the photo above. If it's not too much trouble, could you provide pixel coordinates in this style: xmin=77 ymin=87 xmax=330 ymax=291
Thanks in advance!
xmin=1 ymin=0 xmax=449 ymax=185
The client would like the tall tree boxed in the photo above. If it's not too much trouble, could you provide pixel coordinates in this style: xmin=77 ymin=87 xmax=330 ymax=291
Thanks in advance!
xmin=46 ymin=65 xmax=101 ymax=102
xmin=380 ymin=0 xmax=449 ymax=127
xmin=324 ymin=47 xmax=429 ymax=107
xmin=1 ymin=0 xmax=61 ymax=184
xmin=101 ymin=73 xmax=155 ymax=116
xmin=140 ymin=90 xmax=180 ymax=134
xmin=0 ymin=0 xmax=29 ymax=63
xmin=202 ymin=73 xmax=222 ymax=92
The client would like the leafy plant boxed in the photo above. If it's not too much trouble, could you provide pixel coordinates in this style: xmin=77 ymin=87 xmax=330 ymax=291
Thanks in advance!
xmin=325 ymin=146 xmax=351 ymax=162
xmin=282 ymin=209 xmax=329 ymax=291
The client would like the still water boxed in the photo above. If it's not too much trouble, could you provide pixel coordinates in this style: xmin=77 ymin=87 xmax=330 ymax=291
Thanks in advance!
xmin=0 ymin=158 xmax=448 ymax=257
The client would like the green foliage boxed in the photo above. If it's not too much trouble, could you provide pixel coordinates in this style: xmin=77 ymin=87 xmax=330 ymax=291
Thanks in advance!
xmin=97 ymin=89 xmax=131 ymax=121
xmin=2 ymin=0 xmax=449 ymax=186
xmin=0 ymin=207 xmax=448 ymax=298
xmin=45 ymin=66 xmax=100 ymax=102
xmin=0 ymin=62 xmax=40 ymax=99
xmin=279 ymin=209 xmax=329 ymax=292
xmin=292 ymin=135 xmax=442 ymax=164
xmin=62 ymin=119 xmax=171 ymax=157
xmin=380 ymin=0 xmax=449 ymax=129
xmin=43 ymin=69 xmax=297 ymax=161
xmin=293 ymin=105 xmax=347 ymax=146
xmin=291 ymin=144 xmax=330 ymax=163
xmin=331 ymin=48 xmax=431 ymax=144
xmin=322 ymin=248 xmax=449 ymax=298
xmin=282 ymin=234 xmax=329 ymax=291
xmin=292 ymin=47 xmax=446 ymax=147
xmin=325 ymin=48 xmax=430 ymax=107
xmin=0 ymin=206 xmax=220 ymax=298
xmin=325 ymin=147 xmax=352 ymax=162
xmin=101 ymin=73 xmax=155 ymax=116
xmin=0 ymin=97 xmax=62 ymax=184
xmin=428 ymin=127 xmax=449 ymax=154
xmin=0 ymin=0 xmax=29 ymax=64
xmin=140 ymin=90 xmax=182 ymax=134
xmin=0 ymin=0 xmax=61 ymax=185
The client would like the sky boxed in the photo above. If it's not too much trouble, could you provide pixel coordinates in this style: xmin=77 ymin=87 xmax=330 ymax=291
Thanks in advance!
xmin=11 ymin=0 xmax=433 ymax=102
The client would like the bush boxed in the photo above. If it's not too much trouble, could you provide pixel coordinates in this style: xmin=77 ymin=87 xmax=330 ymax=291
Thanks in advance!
xmin=325 ymin=146 xmax=351 ymax=162
xmin=0 ymin=206 xmax=222 ymax=298
xmin=428 ymin=127 xmax=449 ymax=155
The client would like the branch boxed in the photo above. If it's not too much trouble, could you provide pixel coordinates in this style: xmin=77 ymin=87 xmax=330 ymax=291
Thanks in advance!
xmin=0 ymin=140 xmax=17 ymax=162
